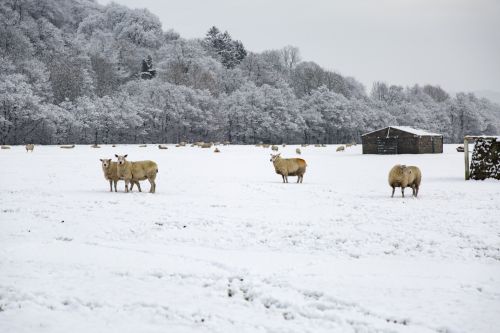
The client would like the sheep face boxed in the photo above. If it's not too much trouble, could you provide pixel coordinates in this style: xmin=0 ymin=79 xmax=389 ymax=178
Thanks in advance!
xmin=100 ymin=158 xmax=112 ymax=169
xmin=270 ymin=153 xmax=281 ymax=162
xmin=115 ymin=154 xmax=128 ymax=165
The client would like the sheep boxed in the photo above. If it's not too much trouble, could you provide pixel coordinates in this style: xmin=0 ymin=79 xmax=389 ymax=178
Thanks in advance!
xmin=1 ymin=145 xmax=11 ymax=149
xmin=271 ymin=145 xmax=279 ymax=151
xmin=336 ymin=146 xmax=345 ymax=152
xmin=262 ymin=144 xmax=270 ymax=148
xmin=214 ymin=148 xmax=220 ymax=153
xmin=345 ymin=143 xmax=352 ymax=148
xmin=158 ymin=144 xmax=168 ymax=149
xmin=91 ymin=144 xmax=101 ymax=148
xmin=301 ymin=144 xmax=308 ymax=147
xmin=138 ymin=144 xmax=147 ymax=147
xmin=115 ymin=154 xmax=158 ymax=193
xmin=25 ymin=144 xmax=34 ymax=152
xmin=296 ymin=148 xmax=301 ymax=155
xmin=201 ymin=143 xmax=212 ymax=148
xmin=270 ymin=153 xmax=307 ymax=183
xmin=112 ymin=144 xmax=117 ymax=147
xmin=314 ymin=144 xmax=321 ymax=147
xmin=60 ymin=145 xmax=75 ymax=149
xmin=99 ymin=159 xmax=120 ymax=192
xmin=388 ymin=164 xmax=421 ymax=198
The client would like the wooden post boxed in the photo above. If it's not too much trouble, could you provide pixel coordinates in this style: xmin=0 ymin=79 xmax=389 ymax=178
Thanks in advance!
xmin=464 ymin=137 xmax=470 ymax=180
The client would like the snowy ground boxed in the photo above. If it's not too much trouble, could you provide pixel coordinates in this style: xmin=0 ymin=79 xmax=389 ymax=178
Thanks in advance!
xmin=1 ymin=144 xmax=499 ymax=333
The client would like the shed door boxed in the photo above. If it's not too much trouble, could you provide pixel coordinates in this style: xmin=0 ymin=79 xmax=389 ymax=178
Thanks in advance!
xmin=377 ymin=137 xmax=398 ymax=154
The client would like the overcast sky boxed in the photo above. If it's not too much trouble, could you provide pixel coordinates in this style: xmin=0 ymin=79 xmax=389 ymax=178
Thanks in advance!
xmin=97 ymin=0 xmax=500 ymax=93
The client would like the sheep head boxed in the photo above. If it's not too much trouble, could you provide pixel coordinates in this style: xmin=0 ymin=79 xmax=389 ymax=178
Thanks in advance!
xmin=100 ymin=158 xmax=112 ymax=168
xmin=270 ymin=153 xmax=281 ymax=162
xmin=115 ymin=154 xmax=128 ymax=165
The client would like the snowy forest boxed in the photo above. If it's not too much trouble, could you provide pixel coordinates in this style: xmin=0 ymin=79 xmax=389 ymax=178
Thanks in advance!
xmin=1 ymin=0 xmax=499 ymax=145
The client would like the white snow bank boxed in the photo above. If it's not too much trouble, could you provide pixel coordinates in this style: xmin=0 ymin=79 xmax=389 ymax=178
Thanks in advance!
xmin=0 ymin=144 xmax=499 ymax=332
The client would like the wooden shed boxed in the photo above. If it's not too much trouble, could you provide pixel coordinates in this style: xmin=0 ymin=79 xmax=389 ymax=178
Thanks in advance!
xmin=361 ymin=126 xmax=443 ymax=154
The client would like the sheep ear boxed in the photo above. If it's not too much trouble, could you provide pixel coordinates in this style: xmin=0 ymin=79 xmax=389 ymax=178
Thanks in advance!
xmin=99 ymin=159 xmax=103 ymax=162
xmin=107 ymin=159 xmax=112 ymax=162
xmin=124 ymin=154 xmax=128 ymax=158
xmin=115 ymin=154 xmax=118 ymax=158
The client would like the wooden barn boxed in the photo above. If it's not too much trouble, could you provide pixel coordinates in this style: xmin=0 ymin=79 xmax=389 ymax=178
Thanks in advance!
xmin=362 ymin=126 xmax=443 ymax=154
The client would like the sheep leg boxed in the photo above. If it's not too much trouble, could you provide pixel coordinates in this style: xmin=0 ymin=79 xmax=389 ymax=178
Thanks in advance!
xmin=282 ymin=175 xmax=285 ymax=183
xmin=124 ymin=180 xmax=130 ymax=193
xmin=148 ymin=179 xmax=155 ymax=193
xmin=391 ymin=187 xmax=395 ymax=197
xmin=414 ymin=185 xmax=419 ymax=197
xmin=300 ymin=175 xmax=303 ymax=183
xmin=113 ymin=180 xmax=117 ymax=192
xmin=401 ymin=187 xmax=405 ymax=198
xmin=109 ymin=180 xmax=112 ymax=192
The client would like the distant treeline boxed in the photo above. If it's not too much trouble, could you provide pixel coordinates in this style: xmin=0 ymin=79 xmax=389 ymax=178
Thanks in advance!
xmin=1 ymin=0 xmax=499 ymax=145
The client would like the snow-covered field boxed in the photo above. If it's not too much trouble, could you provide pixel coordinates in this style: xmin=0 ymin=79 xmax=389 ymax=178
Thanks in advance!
xmin=1 ymin=144 xmax=499 ymax=333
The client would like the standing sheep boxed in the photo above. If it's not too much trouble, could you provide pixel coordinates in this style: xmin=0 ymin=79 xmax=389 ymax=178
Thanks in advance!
xmin=271 ymin=145 xmax=279 ymax=151
xmin=25 ymin=144 xmax=34 ymax=152
xmin=336 ymin=146 xmax=345 ymax=152
xmin=99 ymin=159 xmax=120 ymax=192
xmin=388 ymin=164 xmax=421 ymax=198
xmin=296 ymin=148 xmax=301 ymax=155
xmin=115 ymin=154 xmax=158 ymax=193
xmin=270 ymin=153 xmax=307 ymax=183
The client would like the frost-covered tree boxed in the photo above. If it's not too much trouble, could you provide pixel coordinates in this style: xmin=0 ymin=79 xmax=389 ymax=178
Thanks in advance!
xmin=204 ymin=26 xmax=247 ymax=69
xmin=0 ymin=0 xmax=498 ymax=145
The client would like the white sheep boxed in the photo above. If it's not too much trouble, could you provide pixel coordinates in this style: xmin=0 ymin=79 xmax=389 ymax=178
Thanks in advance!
xmin=388 ymin=164 xmax=421 ymax=198
xmin=115 ymin=154 xmax=158 ymax=193
xmin=270 ymin=153 xmax=307 ymax=183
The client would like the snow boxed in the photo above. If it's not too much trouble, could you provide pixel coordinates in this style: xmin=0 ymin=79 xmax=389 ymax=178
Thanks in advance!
xmin=1 ymin=144 xmax=499 ymax=333
xmin=390 ymin=126 xmax=443 ymax=136
xmin=363 ymin=126 xmax=443 ymax=137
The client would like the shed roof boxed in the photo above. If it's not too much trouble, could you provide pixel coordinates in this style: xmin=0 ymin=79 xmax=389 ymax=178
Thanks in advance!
xmin=362 ymin=126 xmax=442 ymax=137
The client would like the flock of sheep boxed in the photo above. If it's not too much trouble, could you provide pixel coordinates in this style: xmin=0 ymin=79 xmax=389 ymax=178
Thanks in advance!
xmin=8 ymin=143 xmax=421 ymax=197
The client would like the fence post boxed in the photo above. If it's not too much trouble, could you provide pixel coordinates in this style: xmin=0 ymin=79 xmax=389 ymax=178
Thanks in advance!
xmin=464 ymin=137 xmax=470 ymax=180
